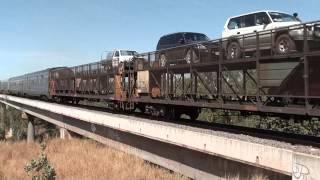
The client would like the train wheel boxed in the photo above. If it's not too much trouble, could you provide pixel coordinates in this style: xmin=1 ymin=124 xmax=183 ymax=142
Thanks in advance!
xmin=135 ymin=104 xmax=145 ymax=113
xmin=40 ymin=95 xmax=49 ymax=101
xmin=189 ymin=111 xmax=199 ymax=121
xmin=74 ymin=99 xmax=80 ymax=105
xmin=165 ymin=106 xmax=178 ymax=120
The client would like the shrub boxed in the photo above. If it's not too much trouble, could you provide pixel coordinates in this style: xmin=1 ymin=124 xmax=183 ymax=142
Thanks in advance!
xmin=24 ymin=143 xmax=56 ymax=180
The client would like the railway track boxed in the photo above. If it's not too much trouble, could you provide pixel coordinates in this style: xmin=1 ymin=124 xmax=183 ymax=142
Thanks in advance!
xmin=68 ymin=102 xmax=320 ymax=149
xmin=177 ymin=119 xmax=320 ymax=148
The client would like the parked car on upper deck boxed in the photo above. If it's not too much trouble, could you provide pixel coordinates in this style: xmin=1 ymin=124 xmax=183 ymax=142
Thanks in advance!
xmin=156 ymin=32 xmax=210 ymax=67
xmin=104 ymin=49 xmax=138 ymax=67
xmin=222 ymin=10 xmax=320 ymax=59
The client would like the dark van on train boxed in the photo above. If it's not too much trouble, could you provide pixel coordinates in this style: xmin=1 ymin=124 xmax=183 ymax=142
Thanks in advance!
xmin=156 ymin=32 xmax=210 ymax=67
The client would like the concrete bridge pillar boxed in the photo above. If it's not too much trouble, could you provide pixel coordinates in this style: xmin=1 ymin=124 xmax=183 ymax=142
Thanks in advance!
xmin=0 ymin=103 xmax=6 ymax=138
xmin=22 ymin=113 xmax=35 ymax=143
xmin=60 ymin=127 xmax=72 ymax=139
xmin=27 ymin=117 xmax=35 ymax=143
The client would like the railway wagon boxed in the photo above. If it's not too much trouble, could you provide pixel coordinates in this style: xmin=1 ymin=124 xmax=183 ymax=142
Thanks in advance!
xmin=49 ymin=60 xmax=132 ymax=108
xmin=0 ymin=81 xmax=9 ymax=93
xmin=7 ymin=68 xmax=59 ymax=100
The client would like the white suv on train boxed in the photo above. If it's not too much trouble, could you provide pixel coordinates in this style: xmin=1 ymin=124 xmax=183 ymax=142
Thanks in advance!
xmin=105 ymin=49 xmax=138 ymax=67
xmin=222 ymin=10 xmax=320 ymax=59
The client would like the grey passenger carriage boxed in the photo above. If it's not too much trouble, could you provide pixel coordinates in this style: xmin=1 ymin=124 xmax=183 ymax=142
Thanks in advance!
xmin=8 ymin=69 xmax=51 ymax=99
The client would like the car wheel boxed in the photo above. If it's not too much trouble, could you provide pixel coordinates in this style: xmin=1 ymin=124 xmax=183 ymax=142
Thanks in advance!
xmin=159 ymin=54 xmax=167 ymax=67
xmin=275 ymin=34 xmax=296 ymax=54
xmin=227 ymin=42 xmax=241 ymax=60
xmin=185 ymin=49 xmax=200 ymax=64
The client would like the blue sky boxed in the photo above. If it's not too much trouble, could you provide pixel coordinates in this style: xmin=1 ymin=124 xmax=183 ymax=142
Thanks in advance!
xmin=0 ymin=0 xmax=319 ymax=79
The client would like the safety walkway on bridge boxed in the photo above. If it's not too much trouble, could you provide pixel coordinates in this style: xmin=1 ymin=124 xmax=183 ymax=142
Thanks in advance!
xmin=0 ymin=94 xmax=319 ymax=180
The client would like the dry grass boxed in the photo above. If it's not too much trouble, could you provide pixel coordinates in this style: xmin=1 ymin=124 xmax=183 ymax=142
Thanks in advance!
xmin=230 ymin=175 xmax=269 ymax=180
xmin=226 ymin=172 xmax=270 ymax=180
xmin=0 ymin=138 xmax=186 ymax=180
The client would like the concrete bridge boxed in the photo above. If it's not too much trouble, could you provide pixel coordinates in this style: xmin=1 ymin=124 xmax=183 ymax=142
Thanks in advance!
xmin=0 ymin=94 xmax=319 ymax=180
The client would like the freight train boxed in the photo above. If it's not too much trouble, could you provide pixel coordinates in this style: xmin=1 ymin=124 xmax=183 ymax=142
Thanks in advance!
xmin=1 ymin=20 xmax=320 ymax=120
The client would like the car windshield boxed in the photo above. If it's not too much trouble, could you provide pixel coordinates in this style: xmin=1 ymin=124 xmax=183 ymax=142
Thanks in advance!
xmin=269 ymin=12 xmax=299 ymax=22
xmin=106 ymin=52 xmax=113 ymax=60
xmin=120 ymin=50 xmax=138 ymax=56
xmin=184 ymin=33 xmax=209 ymax=42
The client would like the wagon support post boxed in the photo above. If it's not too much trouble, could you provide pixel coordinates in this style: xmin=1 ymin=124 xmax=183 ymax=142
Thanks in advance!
xmin=255 ymin=31 xmax=261 ymax=107
xmin=303 ymin=24 xmax=310 ymax=111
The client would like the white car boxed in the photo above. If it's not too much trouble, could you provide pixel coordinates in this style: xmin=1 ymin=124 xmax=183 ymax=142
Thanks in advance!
xmin=222 ymin=10 xmax=320 ymax=59
xmin=105 ymin=49 xmax=138 ymax=67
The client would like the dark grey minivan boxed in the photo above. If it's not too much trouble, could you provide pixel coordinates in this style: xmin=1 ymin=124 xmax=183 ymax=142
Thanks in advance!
xmin=156 ymin=32 xmax=210 ymax=67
